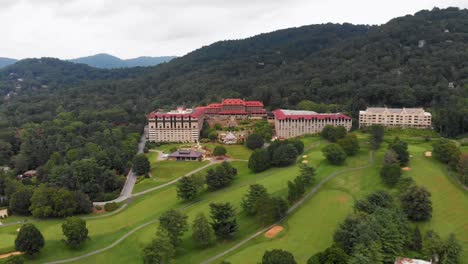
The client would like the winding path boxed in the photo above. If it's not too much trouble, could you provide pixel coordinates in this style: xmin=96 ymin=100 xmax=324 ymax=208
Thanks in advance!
xmin=39 ymin=150 xmax=374 ymax=264
xmin=201 ymin=150 xmax=374 ymax=264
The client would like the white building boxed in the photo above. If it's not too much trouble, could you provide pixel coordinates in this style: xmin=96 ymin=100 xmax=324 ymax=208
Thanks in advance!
xmin=273 ymin=109 xmax=352 ymax=139
xmin=359 ymin=107 xmax=431 ymax=129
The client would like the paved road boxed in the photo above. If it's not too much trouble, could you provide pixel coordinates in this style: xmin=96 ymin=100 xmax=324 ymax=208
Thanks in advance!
xmin=39 ymin=151 xmax=374 ymax=264
xmin=200 ymin=150 xmax=374 ymax=264
xmin=93 ymin=127 xmax=147 ymax=206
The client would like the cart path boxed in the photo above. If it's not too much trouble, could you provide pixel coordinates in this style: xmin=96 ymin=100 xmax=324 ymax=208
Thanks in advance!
xmin=40 ymin=150 xmax=373 ymax=264
xmin=200 ymin=150 xmax=374 ymax=264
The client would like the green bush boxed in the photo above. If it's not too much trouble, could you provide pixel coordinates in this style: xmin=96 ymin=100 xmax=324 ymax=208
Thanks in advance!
xmin=104 ymin=202 xmax=120 ymax=212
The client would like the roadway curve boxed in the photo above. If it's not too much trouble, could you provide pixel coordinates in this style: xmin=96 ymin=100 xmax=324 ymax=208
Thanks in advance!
xmin=94 ymin=127 xmax=148 ymax=206
xmin=41 ymin=150 xmax=374 ymax=264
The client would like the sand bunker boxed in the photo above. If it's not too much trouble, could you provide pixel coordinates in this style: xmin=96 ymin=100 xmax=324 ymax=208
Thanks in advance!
xmin=302 ymin=160 xmax=309 ymax=164
xmin=0 ymin=251 xmax=22 ymax=259
xmin=402 ymin=167 xmax=411 ymax=171
xmin=265 ymin=225 xmax=284 ymax=238
xmin=302 ymin=155 xmax=308 ymax=158
xmin=425 ymin=151 xmax=432 ymax=157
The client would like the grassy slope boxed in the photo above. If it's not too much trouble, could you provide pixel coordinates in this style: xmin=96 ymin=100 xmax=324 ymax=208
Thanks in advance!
xmin=223 ymin=146 xmax=380 ymax=263
xmin=133 ymin=160 xmax=210 ymax=193
xmin=66 ymin=138 xmax=375 ymax=264
xmin=406 ymin=143 xmax=468 ymax=262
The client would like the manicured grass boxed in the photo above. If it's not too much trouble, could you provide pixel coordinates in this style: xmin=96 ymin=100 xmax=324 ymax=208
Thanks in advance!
xmin=223 ymin=148 xmax=381 ymax=263
xmin=64 ymin=143 xmax=372 ymax=264
xmin=406 ymin=143 xmax=468 ymax=262
xmin=3 ymin=136 xmax=466 ymax=264
xmin=132 ymin=160 xmax=210 ymax=193
xmin=203 ymin=143 xmax=252 ymax=160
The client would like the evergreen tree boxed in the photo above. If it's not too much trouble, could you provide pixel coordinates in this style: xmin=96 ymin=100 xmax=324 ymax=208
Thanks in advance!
xmin=209 ymin=202 xmax=237 ymax=240
xmin=176 ymin=175 xmax=198 ymax=201
xmin=443 ymin=233 xmax=462 ymax=264
xmin=143 ymin=228 xmax=175 ymax=264
xmin=132 ymin=154 xmax=150 ymax=176
xmin=349 ymin=242 xmax=384 ymax=264
xmin=158 ymin=209 xmax=188 ymax=247
xmin=369 ymin=125 xmax=384 ymax=150
xmin=248 ymin=149 xmax=271 ymax=173
xmin=246 ymin=133 xmax=264 ymax=150
xmin=15 ymin=224 xmax=45 ymax=255
xmin=241 ymin=184 xmax=268 ymax=215
xmin=389 ymin=137 xmax=409 ymax=166
xmin=410 ymin=226 xmax=423 ymax=251
xmin=9 ymin=187 xmax=33 ymax=215
xmin=191 ymin=212 xmax=215 ymax=248
xmin=380 ymin=163 xmax=402 ymax=187
xmin=205 ymin=162 xmax=237 ymax=190
xmin=298 ymin=164 xmax=316 ymax=186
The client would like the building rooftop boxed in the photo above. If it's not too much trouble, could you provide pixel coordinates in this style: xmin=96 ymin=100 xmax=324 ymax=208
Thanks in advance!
xmin=362 ymin=107 xmax=431 ymax=116
xmin=273 ymin=109 xmax=352 ymax=120
xmin=168 ymin=150 xmax=203 ymax=158
xmin=148 ymin=107 xmax=205 ymax=119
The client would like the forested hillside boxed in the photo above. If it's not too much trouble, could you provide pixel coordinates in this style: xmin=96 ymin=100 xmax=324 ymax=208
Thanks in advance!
xmin=69 ymin=53 xmax=176 ymax=69
xmin=0 ymin=7 xmax=466 ymax=202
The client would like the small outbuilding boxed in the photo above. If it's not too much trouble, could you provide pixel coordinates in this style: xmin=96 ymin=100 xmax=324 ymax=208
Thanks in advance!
xmin=168 ymin=150 xmax=203 ymax=161
xmin=223 ymin=132 xmax=238 ymax=144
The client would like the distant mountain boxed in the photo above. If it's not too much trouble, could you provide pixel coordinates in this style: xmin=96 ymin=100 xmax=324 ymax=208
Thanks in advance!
xmin=0 ymin=57 xmax=18 ymax=68
xmin=69 ymin=53 xmax=176 ymax=68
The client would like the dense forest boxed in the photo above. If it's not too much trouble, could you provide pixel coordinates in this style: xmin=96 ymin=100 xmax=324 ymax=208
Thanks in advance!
xmin=0 ymin=7 xmax=466 ymax=203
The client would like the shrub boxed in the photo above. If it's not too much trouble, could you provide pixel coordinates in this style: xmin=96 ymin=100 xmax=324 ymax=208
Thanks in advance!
xmin=104 ymin=202 xmax=120 ymax=212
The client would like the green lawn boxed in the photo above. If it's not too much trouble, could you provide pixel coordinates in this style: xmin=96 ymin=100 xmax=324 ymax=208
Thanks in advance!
xmin=223 ymin=147 xmax=381 ymax=263
xmin=2 ymin=136 xmax=467 ymax=264
xmin=63 ymin=141 xmax=372 ymax=264
xmin=406 ymin=143 xmax=468 ymax=262
xmin=132 ymin=160 xmax=210 ymax=193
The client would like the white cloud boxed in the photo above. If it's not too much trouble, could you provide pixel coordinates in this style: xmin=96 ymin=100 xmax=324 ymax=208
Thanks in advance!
xmin=0 ymin=0 xmax=465 ymax=59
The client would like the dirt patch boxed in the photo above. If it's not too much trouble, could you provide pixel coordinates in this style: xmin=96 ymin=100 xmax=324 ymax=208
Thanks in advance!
xmin=402 ymin=167 xmax=411 ymax=171
xmin=92 ymin=206 xmax=106 ymax=214
xmin=0 ymin=251 xmax=22 ymax=259
xmin=425 ymin=151 xmax=432 ymax=157
xmin=337 ymin=196 xmax=349 ymax=203
xmin=265 ymin=225 xmax=284 ymax=238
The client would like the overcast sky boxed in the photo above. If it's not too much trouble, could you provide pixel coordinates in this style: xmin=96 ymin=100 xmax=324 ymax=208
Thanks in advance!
xmin=1 ymin=0 xmax=467 ymax=59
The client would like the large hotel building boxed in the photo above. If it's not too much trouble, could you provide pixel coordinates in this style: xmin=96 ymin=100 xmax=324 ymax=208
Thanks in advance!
xmin=148 ymin=99 xmax=267 ymax=142
xmin=273 ymin=109 xmax=352 ymax=139
xmin=359 ymin=107 xmax=431 ymax=128
xmin=147 ymin=107 xmax=205 ymax=142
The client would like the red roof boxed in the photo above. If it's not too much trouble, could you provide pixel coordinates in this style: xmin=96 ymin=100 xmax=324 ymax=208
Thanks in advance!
xmin=222 ymin=99 xmax=246 ymax=105
xmin=245 ymin=101 xmax=264 ymax=107
xmin=206 ymin=103 xmax=222 ymax=108
xmin=273 ymin=109 xmax=352 ymax=120
xmin=218 ymin=110 xmax=249 ymax=115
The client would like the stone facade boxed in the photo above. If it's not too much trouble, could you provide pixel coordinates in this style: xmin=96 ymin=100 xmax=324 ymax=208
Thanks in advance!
xmin=273 ymin=109 xmax=352 ymax=139
xmin=148 ymin=107 xmax=205 ymax=143
xmin=359 ymin=107 xmax=431 ymax=128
